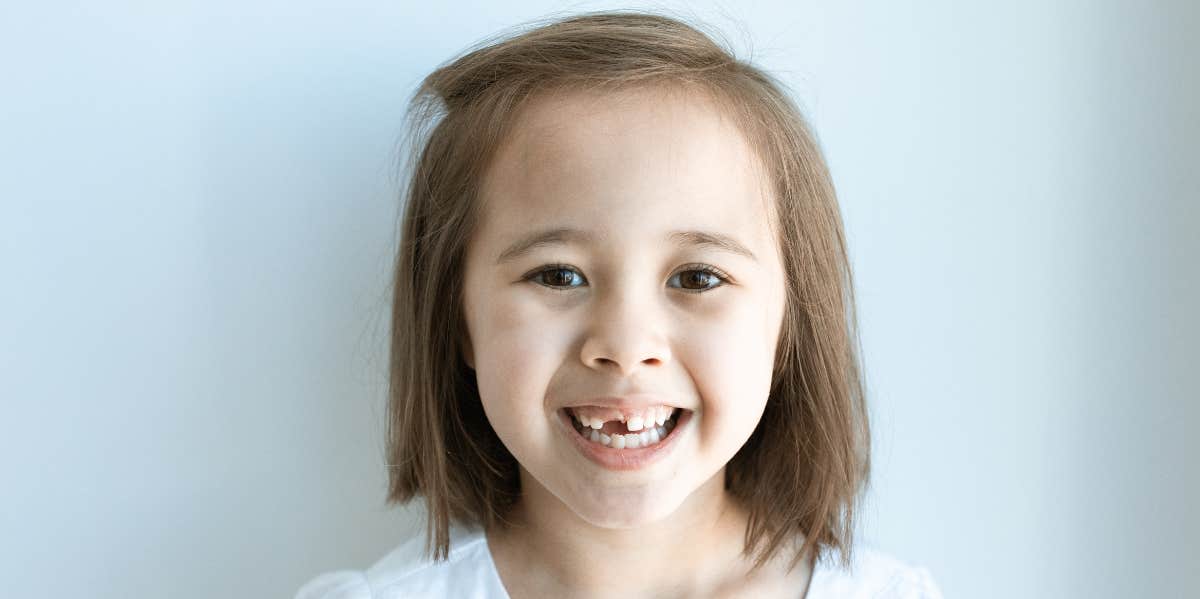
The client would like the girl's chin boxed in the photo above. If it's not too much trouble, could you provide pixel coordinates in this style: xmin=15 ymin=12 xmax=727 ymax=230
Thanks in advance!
xmin=563 ymin=476 xmax=695 ymax=524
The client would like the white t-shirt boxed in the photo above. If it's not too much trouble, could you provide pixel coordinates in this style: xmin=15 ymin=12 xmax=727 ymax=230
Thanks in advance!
xmin=296 ymin=521 xmax=943 ymax=599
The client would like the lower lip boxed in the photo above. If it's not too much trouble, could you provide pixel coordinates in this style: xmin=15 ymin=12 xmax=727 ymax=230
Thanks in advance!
xmin=558 ymin=407 xmax=693 ymax=471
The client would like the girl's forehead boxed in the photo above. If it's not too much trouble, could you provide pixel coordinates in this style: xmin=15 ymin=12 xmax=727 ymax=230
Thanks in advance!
xmin=496 ymin=86 xmax=746 ymax=174
xmin=478 ymin=88 xmax=775 ymax=248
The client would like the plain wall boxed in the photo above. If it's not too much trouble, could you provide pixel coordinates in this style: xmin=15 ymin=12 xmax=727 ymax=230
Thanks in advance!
xmin=1 ymin=1 xmax=1196 ymax=597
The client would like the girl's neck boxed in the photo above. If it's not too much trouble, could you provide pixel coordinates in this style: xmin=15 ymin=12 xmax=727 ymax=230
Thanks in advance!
xmin=486 ymin=466 xmax=807 ymax=599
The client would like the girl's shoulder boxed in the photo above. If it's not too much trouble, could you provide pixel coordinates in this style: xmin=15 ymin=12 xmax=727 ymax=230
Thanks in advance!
xmin=806 ymin=544 xmax=945 ymax=599
xmin=293 ymin=521 xmax=506 ymax=599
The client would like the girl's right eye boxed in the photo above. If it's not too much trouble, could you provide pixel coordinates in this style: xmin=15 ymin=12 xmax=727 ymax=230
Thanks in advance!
xmin=524 ymin=264 xmax=586 ymax=292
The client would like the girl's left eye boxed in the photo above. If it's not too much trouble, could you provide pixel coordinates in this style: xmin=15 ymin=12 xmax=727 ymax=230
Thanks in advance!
xmin=523 ymin=263 xmax=731 ymax=294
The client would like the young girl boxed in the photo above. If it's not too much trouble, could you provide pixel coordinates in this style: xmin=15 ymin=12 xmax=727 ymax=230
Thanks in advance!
xmin=298 ymin=10 xmax=942 ymax=599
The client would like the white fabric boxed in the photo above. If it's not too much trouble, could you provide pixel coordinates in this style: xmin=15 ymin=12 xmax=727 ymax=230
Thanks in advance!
xmin=296 ymin=521 xmax=944 ymax=599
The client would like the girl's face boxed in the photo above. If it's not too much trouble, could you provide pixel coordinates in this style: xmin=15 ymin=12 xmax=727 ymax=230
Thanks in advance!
xmin=461 ymin=86 xmax=787 ymax=529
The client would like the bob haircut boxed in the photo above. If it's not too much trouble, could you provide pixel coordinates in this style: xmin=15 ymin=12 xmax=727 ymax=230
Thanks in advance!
xmin=385 ymin=9 xmax=871 ymax=574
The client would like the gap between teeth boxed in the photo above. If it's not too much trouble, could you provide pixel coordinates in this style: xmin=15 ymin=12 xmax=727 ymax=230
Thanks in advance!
xmin=575 ymin=407 xmax=677 ymax=430
xmin=570 ymin=410 xmax=679 ymax=449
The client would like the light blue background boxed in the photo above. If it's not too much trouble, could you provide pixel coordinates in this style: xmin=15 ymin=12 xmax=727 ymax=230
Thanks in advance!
xmin=2 ymin=1 xmax=1196 ymax=598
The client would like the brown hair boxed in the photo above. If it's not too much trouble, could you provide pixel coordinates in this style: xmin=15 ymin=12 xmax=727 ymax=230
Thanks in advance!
xmin=384 ymin=8 xmax=870 ymax=574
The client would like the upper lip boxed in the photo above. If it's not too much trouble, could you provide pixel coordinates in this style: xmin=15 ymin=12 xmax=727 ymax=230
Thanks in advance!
xmin=562 ymin=394 xmax=688 ymax=412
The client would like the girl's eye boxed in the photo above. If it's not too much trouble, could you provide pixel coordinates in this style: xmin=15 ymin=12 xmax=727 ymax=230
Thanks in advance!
xmin=530 ymin=265 xmax=586 ymax=290
xmin=668 ymin=267 xmax=728 ymax=292
xmin=523 ymin=264 xmax=731 ymax=294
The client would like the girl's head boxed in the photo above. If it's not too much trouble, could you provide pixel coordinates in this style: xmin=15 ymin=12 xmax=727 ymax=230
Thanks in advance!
xmin=386 ymin=10 xmax=869 ymax=573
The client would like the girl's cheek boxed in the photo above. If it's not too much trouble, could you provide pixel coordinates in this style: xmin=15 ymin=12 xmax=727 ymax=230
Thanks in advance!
xmin=479 ymin=293 xmax=571 ymax=368
xmin=485 ymin=290 xmax=569 ymax=339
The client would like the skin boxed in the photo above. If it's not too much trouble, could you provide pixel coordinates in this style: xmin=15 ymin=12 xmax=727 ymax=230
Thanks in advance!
xmin=459 ymin=84 xmax=810 ymax=598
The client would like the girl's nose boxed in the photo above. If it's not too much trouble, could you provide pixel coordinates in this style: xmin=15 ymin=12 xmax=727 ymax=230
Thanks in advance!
xmin=578 ymin=289 xmax=671 ymax=376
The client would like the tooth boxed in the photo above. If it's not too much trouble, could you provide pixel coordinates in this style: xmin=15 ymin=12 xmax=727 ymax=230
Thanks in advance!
xmin=590 ymin=419 xmax=603 ymax=430
xmin=655 ymin=408 xmax=666 ymax=426
xmin=626 ymin=434 xmax=641 ymax=448
xmin=589 ymin=429 xmax=600 ymax=442
xmin=599 ymin=433 xmax=611 ymax=446
xmin=648 ymin=428 xmax=661 ymax=444
xmin=639 ymin=431 xmax=650 ymax=445
xmin=612 ymin=435 xmax=626 ymax=449
xmin=627 ymin=416 xmax=645 ymax=432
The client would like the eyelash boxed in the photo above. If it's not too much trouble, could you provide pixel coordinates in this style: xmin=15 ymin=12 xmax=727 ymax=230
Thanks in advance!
xmin=522 ymin=263 xmax=732 ymax=294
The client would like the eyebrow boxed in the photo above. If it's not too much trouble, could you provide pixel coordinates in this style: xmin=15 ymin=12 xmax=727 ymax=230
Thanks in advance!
xmin=494 ymin=227 xmax=758 ymax=265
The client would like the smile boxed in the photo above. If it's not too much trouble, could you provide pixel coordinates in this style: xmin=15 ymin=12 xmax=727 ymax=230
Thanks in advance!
xmin=558 ymin=407 xmax=693 ymax=471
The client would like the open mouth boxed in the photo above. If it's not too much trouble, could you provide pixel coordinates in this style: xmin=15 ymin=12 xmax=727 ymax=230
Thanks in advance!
xmin=564 ymin=407 xmax=686 ymax=450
